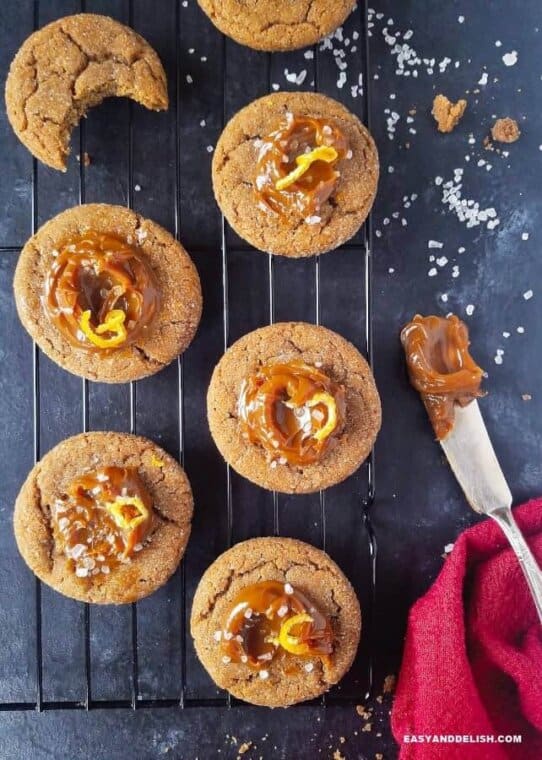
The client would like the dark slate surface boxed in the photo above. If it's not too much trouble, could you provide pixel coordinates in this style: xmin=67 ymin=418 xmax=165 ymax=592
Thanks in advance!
xmin=0 ymin=0 xmax=540 ymax=758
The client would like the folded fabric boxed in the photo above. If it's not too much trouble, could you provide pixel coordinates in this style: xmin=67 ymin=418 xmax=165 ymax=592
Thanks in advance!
xmin=392 ymin=498 xmax=542 ymax=759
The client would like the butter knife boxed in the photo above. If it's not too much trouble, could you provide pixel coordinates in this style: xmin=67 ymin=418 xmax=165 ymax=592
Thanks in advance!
xmin=441 ymin=400 xmax=542 ymax=624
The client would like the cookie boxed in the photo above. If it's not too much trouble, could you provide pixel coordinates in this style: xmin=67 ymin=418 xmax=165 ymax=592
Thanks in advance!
xmin=197 ymin=0 xmax=356 ymax=52
xmin=14 ymin=432 xmax=193 ymax=604
xmin=191 ymin=537 xmax=361 ymax=707
xmin=14 ymin=203 xmax=202 ymax=384
xmin=5 ymin=13 xmax=168 ymax=170
xmin=207 ymin=322 xmax=381 ymax=493
xmin=212 ymin=92 xmax=379 ymax=257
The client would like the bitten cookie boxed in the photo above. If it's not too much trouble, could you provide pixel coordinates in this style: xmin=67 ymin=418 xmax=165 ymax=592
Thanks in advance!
xmin=207 ymin=322 xmax=381 ymax=493
xmin=5 ymin=13 xmax=168 ymax=170
xmin=14 ymin=432 xmax=193 ymax=604
xmin=191 ymin=537 xmax=361 ymax=707
xmin=197 ymin=0 xmax=357 ymax=52
xmin=14 ymin=203 xmax=202 ymax=383
xmin=212 ymin=92 xmax=379 ymax=257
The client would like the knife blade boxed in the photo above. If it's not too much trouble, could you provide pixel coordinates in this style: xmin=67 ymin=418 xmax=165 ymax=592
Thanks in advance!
xmin=439 ymin=401 xmax=512 ymax=514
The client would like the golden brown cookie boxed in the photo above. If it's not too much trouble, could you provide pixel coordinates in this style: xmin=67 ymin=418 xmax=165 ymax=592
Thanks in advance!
xmin=197 ymin=0 xmax=357 ymax=51
xmin=14 ymin=432 xmax=193 ymax=604
xmin=190 ymin=537 xmax=361 ymax=707
xmin=5 ymin=13 xmax=168 ymax=170
xmin=207 ymin=322 xmax=381 ymax=493
xmin=14 ymin=203 xmax=202 ymax=384
xmin=212 ymin=92 xmax=379 ymax=257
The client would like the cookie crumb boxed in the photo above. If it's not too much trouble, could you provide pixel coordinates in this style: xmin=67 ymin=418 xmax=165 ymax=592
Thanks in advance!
xmin=376 ymin=755 xmax=384 ymax=760
xmin=76 ymin=152 xmax=91 ymax=166
xmin=432 ymin=94 xmax=467 ymax=133
xmin=491 ymin=117 xmax=520 ymax=143
xmin=238 ymin=741 xmax=252 ymax=756
xmin=383 ymin=674 xmax=396 ymax=694
xmin=522 ymin=394 xmax=532 ymax=401
xmin=332 ymin=751 xmax=345 ymax=760
xmin=362 ymin=722 xmax=372 ymax=732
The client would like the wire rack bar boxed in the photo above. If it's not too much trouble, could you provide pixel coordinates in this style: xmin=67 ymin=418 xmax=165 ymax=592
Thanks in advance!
xmin=220 ymin=32 xmax=234 ymax=710
xmin=360 ymin=0 xmax=378 ymax=700
xmin=0 ymin=689 xmax=362 ymax=712
xmin=174 ymin=0 xmax=188 ymax=711
xmin=31 ymin=0 xmax=42 ymax=714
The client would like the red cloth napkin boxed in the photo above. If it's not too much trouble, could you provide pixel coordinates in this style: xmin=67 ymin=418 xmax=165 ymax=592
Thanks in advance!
xmin=392 ymin=498 xmax=542 ymax=759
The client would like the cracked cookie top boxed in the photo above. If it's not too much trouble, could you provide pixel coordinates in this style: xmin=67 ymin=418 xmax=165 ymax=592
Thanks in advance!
xmin=212 ymin=92 xmax=379 ymax=257
xmin=14 ymin=203 xmax=202 ymax=384
xmin=14 ymin=432 xmax=194 ymax=604
xmin=207 ymin=322 xmax=381 ymax=493
xmin=5 ymin=13 xmax=168 ymax=170
xmin=190 ymin=537 xmax=361 ymax=707
xmin=197 ymin=0 xmax=357 ymax=52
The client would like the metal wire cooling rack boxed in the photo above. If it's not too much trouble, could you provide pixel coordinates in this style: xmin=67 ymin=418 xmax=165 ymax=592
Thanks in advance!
xmin=0 ymin=0 xmax=376 ymax=712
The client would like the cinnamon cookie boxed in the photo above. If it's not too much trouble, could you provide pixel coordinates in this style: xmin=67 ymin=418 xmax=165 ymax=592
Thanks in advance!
xmin=14 ymin=432 xmax=193 ymax=604
xmin=212 ymin=92 xmax=379 ymax=257
xmin=197 ymin=0 xmax=357 ymax=52
xmin=190 ymin=537 xmax=361 ymax=707
xmin=207 ymin=322 xmax=381 ymax=493
xmin=14 ymin=203 xmax=202 ymax=383
xmin=5 ymin=13 xmax=168 ymax=170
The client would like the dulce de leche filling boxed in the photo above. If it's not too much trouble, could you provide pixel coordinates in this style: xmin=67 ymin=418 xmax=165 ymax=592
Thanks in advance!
xmin=219 ymin=580 xmax=333 ymax=672
xmin=51 ymin=466 xmax=153 ymax=578
xmin=401 ymin=314 xmax=485 ymax=440
xmin=255 ymin=113 xmax=350 ymax=222
xmin=44 ymin=231 xmax=160 ymax=352
xmin=238 ymin=359 xmax=346 ymax=466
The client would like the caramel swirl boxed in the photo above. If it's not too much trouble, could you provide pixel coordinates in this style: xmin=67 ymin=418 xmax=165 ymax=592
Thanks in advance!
xmin=51 ymin=466 xmax=153 ymax=577
xmin=401 ymin=314 xmax=485 ymax=440
xmin=255 ymin=113 xmax=349 ymax=220
xmin=238 ymin=359 xmax=346 ymax=465
xmin=44 ymin=231 xmax=160 ymax=352
xmin=220 ymin=581 xmax=333 ymax=670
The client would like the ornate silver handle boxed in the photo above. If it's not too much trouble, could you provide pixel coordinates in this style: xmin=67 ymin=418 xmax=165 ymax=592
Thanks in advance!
xmin=490 ymin=505 xmax=542 ymax=625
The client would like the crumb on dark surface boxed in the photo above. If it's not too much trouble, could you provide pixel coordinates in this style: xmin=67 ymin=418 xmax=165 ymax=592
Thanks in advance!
xmin=237 ymin=740 xmax=253 ymax=757
xmin=491 ymin=117 xmax=521 ymax=143
xmin=382 ymin=675 xmax=396 ymax=695
xmin=432 ymin=94 xmax=467 ymax=132
xmin=76 ymin=151 xmax=91 ymax=166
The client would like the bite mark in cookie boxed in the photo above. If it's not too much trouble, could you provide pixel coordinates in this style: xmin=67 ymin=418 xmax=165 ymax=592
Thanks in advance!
xmin=5 ymin=13 xmax=168 ymax=170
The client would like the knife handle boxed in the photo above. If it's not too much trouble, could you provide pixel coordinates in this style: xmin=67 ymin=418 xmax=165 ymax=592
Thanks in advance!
xmin=490 ymin=506 xmax=542 ymax=625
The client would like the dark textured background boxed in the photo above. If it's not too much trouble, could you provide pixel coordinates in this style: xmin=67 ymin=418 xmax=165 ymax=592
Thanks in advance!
xmin=0 ymin=1 xmax=540 ymax=758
